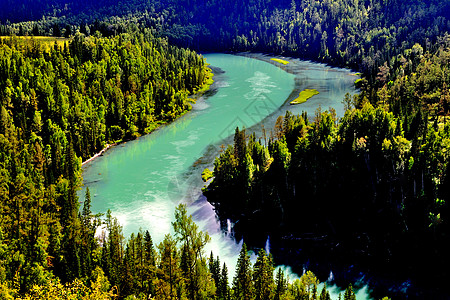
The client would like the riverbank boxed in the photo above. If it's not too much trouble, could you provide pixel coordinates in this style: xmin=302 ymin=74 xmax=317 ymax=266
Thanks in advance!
xmin=81 ymin=65 xmax=216 ymax=167
xmin=82 ymin=143 xmax=116 ymax=166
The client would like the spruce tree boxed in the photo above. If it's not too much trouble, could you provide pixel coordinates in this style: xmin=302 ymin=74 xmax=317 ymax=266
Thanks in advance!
xmin=344 ymin=284 xmax=356 ymax=300
xmin=274 ymin=268 xmax=287 ymax=300
xmin=319 ymin=284 xmax=331 ymax=300
xmin=253 ymin=248 xmax=274 ymax=300
xmin=209 ymin=251 xmax=221 ymax=290
xmin=232 ymin=243 xmax=253 ymax=300
xmin=172 ymin=204 xmax=210 ymax=300
xmin=143 ymin=230 xmax=156 ymax=296
xmin=219 ymin=262 xmax=230 ymax=300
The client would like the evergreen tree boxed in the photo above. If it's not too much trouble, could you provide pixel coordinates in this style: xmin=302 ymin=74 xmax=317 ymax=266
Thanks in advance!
xmin=232 ymin=243 xmax=253 ymax=300
xmin=219 ymin=262 xmax=230 ymax=300
xmin=253 ymin=248 xmax=274 ymax=300
xmin=274 ymin=268 xmax=287 ymax=300
xmin=155 ymin=234 xmax=185 ymax=300
xmin=143 ymin=230 xmax=156 ymax=296
xmin=344 ymin=284 xmax=356 ymax=300
xmin=209 ymin=251 xmax=221 ymax=291
xmin=172 ymin=204 xmax=211 ymax=300
xmin=80 ymin=187 xmax=100 ymax=278
xmin=319 ymin=284 xmax=331 ymax=300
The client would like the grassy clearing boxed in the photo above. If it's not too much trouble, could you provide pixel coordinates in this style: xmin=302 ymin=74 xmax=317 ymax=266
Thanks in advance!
xmin=271 ymin=58 xmax=289 ymax=65
xmin=0 ymin=36 xmax=71 ymax=51
xmin=290 ymin=89 xmax=319 ymax=105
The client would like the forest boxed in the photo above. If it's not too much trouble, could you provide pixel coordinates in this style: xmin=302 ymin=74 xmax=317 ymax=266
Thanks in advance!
xmin=1 ymin=0 xmax=449 ymax=83
xmin=0 ymin=31 xmax=214 ymax=298
xmin=0 ymin=0 xmax=449 ymax=298
xmin=204 ymin=37 xmax=450 ymax=292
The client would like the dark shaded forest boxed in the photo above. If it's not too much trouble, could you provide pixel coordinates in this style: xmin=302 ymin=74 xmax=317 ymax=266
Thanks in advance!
xmin=205 ymin=38 xmax=450 ymax=296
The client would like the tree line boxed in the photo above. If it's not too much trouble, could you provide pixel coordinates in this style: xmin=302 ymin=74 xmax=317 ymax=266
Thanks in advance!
xmin=1 ymin=0 xmax=449 ymax=85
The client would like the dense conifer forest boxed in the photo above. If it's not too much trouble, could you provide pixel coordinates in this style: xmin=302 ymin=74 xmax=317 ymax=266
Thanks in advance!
xmin=0 ymin=0 xmax=449 ymax=299
xmin=205 ymin=42 xmax=450 ymax=280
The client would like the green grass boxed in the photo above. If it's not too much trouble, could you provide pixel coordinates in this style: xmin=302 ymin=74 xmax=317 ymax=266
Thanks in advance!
xmin=290 ymin=89 xmax=319 ymax=105
xmin=0 ymin=36 xmax=71 ymax=51
xmin=270 ymin=58 xmax=289 ymax=65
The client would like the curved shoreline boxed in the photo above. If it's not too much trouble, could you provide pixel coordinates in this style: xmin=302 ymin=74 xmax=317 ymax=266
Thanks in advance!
xmin=81 ymin=66 xmax=216 ymax=167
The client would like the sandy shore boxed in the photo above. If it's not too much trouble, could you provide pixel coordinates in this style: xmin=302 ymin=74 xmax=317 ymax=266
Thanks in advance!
xmin=81 ymin=143 xmax=115 ymax=166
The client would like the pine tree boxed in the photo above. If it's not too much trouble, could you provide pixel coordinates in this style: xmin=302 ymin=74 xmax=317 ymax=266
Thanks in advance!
xmin=274 ymin=268 xmax=287 ymax=300
xmin=209 ymin=252 xmax=221 ymax=290
xmin=232 ymin=243 xmax=253 ymax=300
xmin=219 ymin=262 xmax=230 ymax=300
xmin=172 ymin=204 xmax=211 ymax=300
xmin=155 ymin=234 xmax=184 ymax=300
xmin=319 ymin=284 xmax=331 ymax=300
xmin=234 ymin=127 xmax=247 ymax=163
xmin=143 ymin=230 xmax=156 ymax=296
xmin=80 ymin=187 xmax=98 ymax=278
xmin=344 ymin=284 xmax=356 ymax=300
xmin=253 ymin=248 xmax=275 ymax=300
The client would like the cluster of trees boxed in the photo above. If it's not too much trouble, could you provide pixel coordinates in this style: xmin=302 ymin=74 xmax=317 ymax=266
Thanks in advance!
xmin=2 ymin=203 xmax=368 ymax=300
xmin=1 ymin=0 xmax=449 ymax=85
xmin=0 ymin=32 xmax=209 ymax=160
xmin=205 ymin=39 xmax=450 ymax=287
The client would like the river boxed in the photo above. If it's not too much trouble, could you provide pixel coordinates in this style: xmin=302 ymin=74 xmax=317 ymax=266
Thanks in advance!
xmin=80 ymin=53 xmax=364 ymax=298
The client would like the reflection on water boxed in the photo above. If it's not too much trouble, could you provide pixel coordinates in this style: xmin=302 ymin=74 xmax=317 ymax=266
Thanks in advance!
xmin=80 ymin=53 xmax=364 ymax=296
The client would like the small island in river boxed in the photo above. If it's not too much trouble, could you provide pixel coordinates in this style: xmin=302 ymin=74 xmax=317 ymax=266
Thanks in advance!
xmin=290 ymin=88 xmax=319 ymax=105
xmin=270 ymin=57 xmax=290 ymax=65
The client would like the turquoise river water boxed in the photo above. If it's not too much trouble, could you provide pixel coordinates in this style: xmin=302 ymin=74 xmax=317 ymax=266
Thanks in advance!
xmin=80 ymin=53 xmax=367 ymax=298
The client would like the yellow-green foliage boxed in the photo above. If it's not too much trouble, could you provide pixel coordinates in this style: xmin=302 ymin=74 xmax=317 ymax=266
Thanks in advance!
xmin=0 ymin=36 xmax=70 ymax=51
xmin=270 ymin=58 xmax=289 ymax=65
xmin=290 ymin=89 xmax=319 ymax=105
xmin=194 ymin=66 xmax=214 ymax=95
xmin=16 ymin=268 xmax=115 ymax=299
xmin=354 ymin=78 xmax=363 ymax=88
xmin=202 ymin=168 xmax=214 ymax=182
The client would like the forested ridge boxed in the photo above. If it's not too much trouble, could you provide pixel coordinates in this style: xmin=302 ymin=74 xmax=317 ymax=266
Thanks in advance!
xmin=0 ymin=0 xmax=449 ymax=298
xmin=0 ymin=32 xmax=209 ymax=159
xmin=1 ymin=0 xmax=449 ymax=83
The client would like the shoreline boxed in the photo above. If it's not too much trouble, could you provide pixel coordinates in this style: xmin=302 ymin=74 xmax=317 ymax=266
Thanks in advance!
xmin=82 ymin=143 xmax=116 ymax=166
xmin=81 ymin=66 xmax=216 ymax=167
